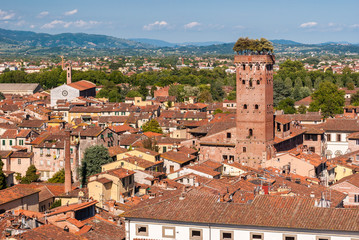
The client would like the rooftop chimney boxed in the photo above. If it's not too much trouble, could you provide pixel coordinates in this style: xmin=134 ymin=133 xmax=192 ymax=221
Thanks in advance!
xmin=65 ymin=129 xmax=72 ymax=193
xmin=66 ymin=66 xmax=72 ymax=85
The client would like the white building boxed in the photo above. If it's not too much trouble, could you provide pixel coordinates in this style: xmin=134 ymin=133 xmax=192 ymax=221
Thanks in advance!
xmin=50 ymin=66 xmax=96 ymax=106
xmin=124 ymin=190 xmax=359 ymax=240
xmin=323 ymin=118 xmax=359 ymax=158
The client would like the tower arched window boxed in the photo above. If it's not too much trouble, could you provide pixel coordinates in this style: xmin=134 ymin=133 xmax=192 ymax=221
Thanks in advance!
xmin=242 ymin=80 xmax=245 ymax=84
xmin=255 ymin=104 xmax=259 ymax=110
xmin=243 ymin=147 xmax=247 ymax=153
xmin=249 ymin=129 xmax=253 ymax=137
xmin=249 ymin=79 xmax=253 ymax=87
xmin=243 ymin=64 xmax=246 ymax=70
xmin=244 ymin=104 xmax=247 ymax=109
xmin=257 ymin=80 xmax=260 ymax=85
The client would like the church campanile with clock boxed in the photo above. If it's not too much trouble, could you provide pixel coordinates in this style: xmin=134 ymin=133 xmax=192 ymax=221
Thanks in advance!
xmin=235 ymin=54 xmax=275 ymax=168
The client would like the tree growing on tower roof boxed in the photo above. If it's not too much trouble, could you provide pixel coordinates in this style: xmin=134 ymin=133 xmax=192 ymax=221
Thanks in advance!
xmin=233 ymin=37 xmax=274 ymax=55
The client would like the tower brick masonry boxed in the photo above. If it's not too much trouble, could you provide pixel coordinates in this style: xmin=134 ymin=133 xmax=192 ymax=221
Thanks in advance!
xmin=235 ymin=54 xmax=275 ymax=168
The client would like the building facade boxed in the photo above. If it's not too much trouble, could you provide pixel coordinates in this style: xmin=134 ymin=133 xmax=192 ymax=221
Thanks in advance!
xmin=235 ymin=55 xmax=275 ymax=167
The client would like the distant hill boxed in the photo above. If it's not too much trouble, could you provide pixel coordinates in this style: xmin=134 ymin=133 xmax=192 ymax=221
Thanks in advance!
xmin=0 ymin=28 xmax=358 ymax=57
xmin=270 ymin=39 xmax=302 ymax=45
xmin=0 ymin=28 xmax=150 ymax=49
xmin=130 ymin=38 xmax=176 ymax=47
xmin=130 ymin=38 xmax=226 ymax=47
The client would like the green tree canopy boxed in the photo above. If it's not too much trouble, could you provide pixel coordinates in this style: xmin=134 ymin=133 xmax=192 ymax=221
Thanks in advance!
xmin=233 ymin=37 xmax=273 ymax=54
xmin=0 ymin=160 xmax=6 ymax=189
xmin=277 ymin=98 xmax=297 ymax=114
xmin=298 ymin=105 xmax=307 ymax=114
xmin=80 ymin=145 xmax=113 ymax=185
xmin=142 ymin=119 xmax=163 ymax=133
xmin=20 ymin=165 xmax=40 ymax=184
xmin=350 ymin=91 xmax=359 ymax=106
xmin=213 ymin=108 xmax=223 ymax=115
xmin=309 ymin=81 xmax=345 ymax=118
xmin=48 ymin=169 xmax=65 ymax=183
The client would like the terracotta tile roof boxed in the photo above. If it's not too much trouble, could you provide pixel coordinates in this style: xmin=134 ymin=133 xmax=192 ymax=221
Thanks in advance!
xmin=98 ymin=116 xmax=128 ymax=124
xmin=105 ymin=168 xmax=135 ymax=179
xmin=109 ymin=124 xmax=134 ymax=133
xmin=69 ymin=106 xmax=102 ymax=113
xmin=16 ymin=129 xmax=32 ymax=138
xmin=348 ymin=132 xmax=359 ymax=140
xmin=271 ymin=178 xmax=346 ymax=207
xmin=187 ymin=164 xmax=221 ymax=177
xmin=143 ymin=131 xmax=163 ymax=138
xmin=274 ymin=114 xmax=291 ymax=124
xmin=161 ymin=150 xmax=196 ymax=164
xmin=0 ymin=150 xmax=12 ymax=158
xmin=18 ymin=120 xmax=46 ymax=128
xmin=67 ymin=217 xmax=85 ymax=228
xmin=333 ymin=173 xmax=359 ymax=188
xmin=294 ymin=96 xmax=312 ymax=106
xmin=17 ymin=224 xmax=82 ymax=239
xmin=47 ymin=200 xmax=98 ymax=216
xmin=1 ymin=129 xmax=17 ymax=139
xmin=10 ymin=151 xmax=34 ymax=158
xmin=108 ymin=146 xmax=128 ymax=157
xmin=322 ymin=118 xmax=359 ymax=132
xmin=133 ymin=147 xmax=159 ymax=156
xmin=177 ymin=146 xmax=198 ymax=155
xmin=80 ymin=215 xmax=125 ymax=240
xmin=286 ymin=112 xmax=323 ymax=122
xmin=119 ymin=134 xmax=146 ymax=146
xmin=274 ymin=126 xmax=305 ymax=144
xmin=93 ymin=177 xmax=113 ymax=184
xmin=124 ymin=190 xmax=359 ymax=232
xmin=0 ymin=185 xmax=40 ymax=205
xmin=200 ymin=160 xmax=222 ymax=169
xmin=68 ymin=80 xmax=96 ymax=91
xmin=71 ymin=125 xmax=104 ymax=137
xmin=120 ymin=156 xmax=161 ymax=169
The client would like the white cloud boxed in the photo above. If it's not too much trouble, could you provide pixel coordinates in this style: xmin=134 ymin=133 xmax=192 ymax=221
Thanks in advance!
xmin=41 ymin=19 xmax=99 ymax=29
xmin=37 ymin=11 xmax=49 ymax=18
xmin=184 ymin=21 xmax=201 ymax=29
xmin=233 ymin=25 xmax=245 ymax=29
xmin=14 ymin=20 xmax=26 ymax=26
xmin=30 ymin=24 xmax=35 ymax=29
xmin=299 ymin=21 xmax=318 ymax=28
xmin=64 ymin=9 xmax=78 ymax=16
xmin=143 ymin=21 xmax=168 ymax=30
xmin=350 ymin=24 xmax=359 ymax=28
xmin=41 ymin=20 xmax=65 ymax=29
xmin=0 ymin=9 xmax=15 ymax=20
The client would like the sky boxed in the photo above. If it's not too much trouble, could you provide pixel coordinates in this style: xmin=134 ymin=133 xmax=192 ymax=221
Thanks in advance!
xmin=0 ymin=0 xmax=358 ymax=44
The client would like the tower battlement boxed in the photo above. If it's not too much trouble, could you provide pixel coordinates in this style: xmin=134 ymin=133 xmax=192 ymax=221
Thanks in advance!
xmin=234 ymin=54 xmax=275 ymax=64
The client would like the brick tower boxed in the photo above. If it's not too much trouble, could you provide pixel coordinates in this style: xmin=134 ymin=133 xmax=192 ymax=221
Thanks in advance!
xmin=235 ymin=54 xmax=275 ymax=167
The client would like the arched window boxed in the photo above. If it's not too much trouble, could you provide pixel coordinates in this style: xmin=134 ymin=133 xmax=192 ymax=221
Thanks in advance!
xmin=255 ymin=104 xmax=259 ymax=110
xmin=249 ymin=79 xmax=253 ymax=87
xmin=242 ymin=80 xmax=245 ymax=84
xmin=249 ymin=129 xmax=253 ymax=137
xmin=243 ymin=147 xmax=246 ymax=153
xmin=249 ymin=64 xmax=252 ymax=70
xmin=244 ymin=104 xmax=247 ymax=109
xmin=257 ymin=65 xmax=260 ymax=70
xmin=243 ymin=64 xmax=246 ymax=70
xmin=257 ymin=80 xmax=260 ymax=85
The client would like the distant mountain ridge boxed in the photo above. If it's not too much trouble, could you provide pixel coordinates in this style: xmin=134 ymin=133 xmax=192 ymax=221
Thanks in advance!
xmin=0 ymin=28 xmax=358 ymax=57
xmin=0 ymin=28 xmax=150 ymax=48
